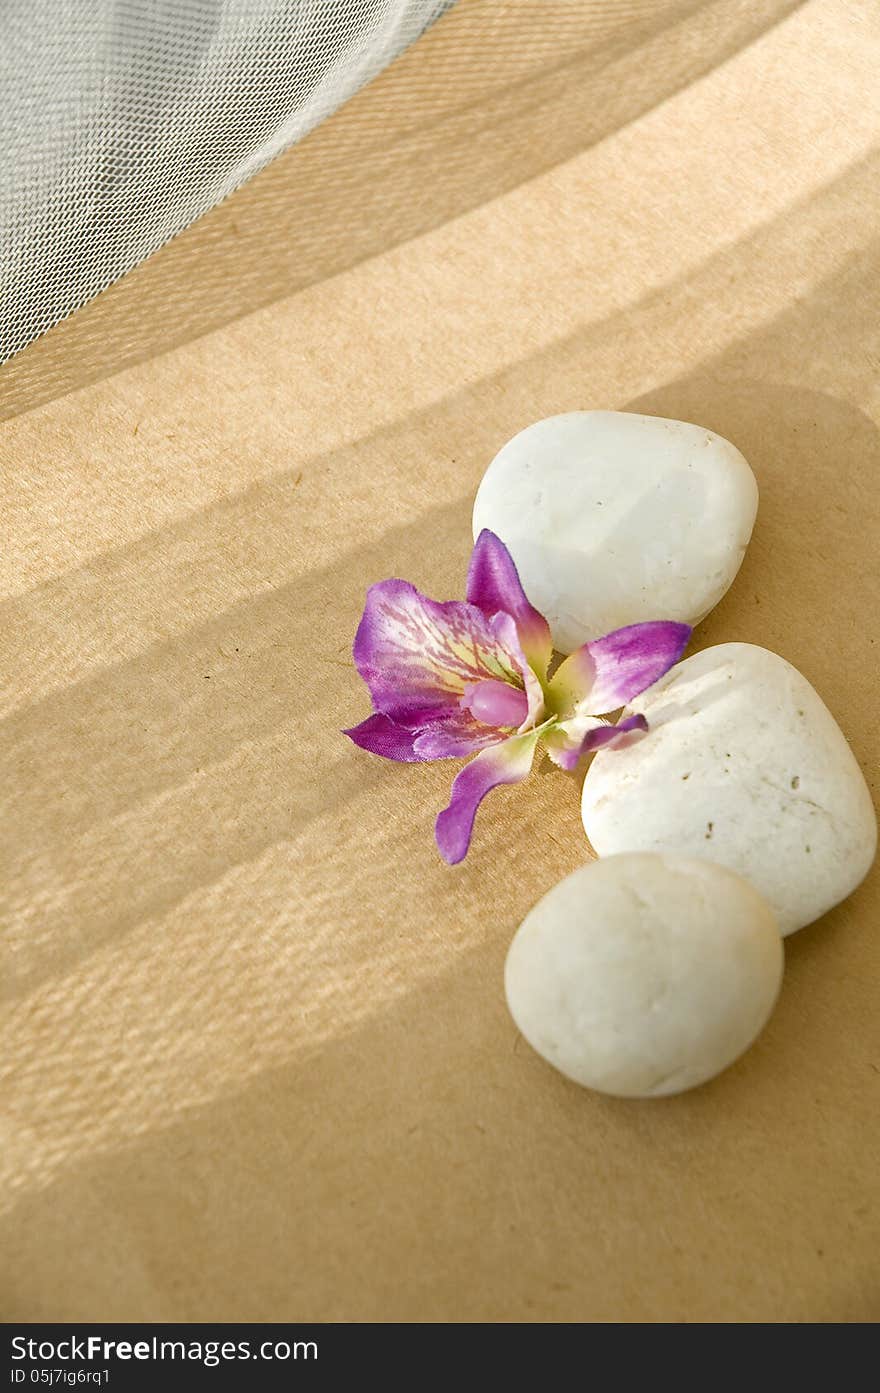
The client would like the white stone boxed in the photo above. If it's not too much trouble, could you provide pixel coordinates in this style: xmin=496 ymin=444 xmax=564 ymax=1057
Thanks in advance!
xmin=582 ymin=644 xmax=877 ymax=935
xmin=505 ymin=852 xmax=783 ymax=1098
xmin=472 ymin=410 xmax=758 ymax=652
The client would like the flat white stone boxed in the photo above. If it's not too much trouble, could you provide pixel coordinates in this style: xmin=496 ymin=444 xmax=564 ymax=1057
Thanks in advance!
xmin=472 ymin=410 xmax=758 ymax=652
xmin=505 ymin=852 xmax=783 ymax=1098
xmin=582 ymin=644 xmax=877 ymax=935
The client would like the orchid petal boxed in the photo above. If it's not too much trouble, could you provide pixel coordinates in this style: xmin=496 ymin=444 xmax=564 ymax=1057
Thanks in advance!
xmin=546 ymin=713 xmax=649 ymax=771
xmin=548 ymin=621 xmax=691 ymax=716
xmin=434 ymin=730 xmax=540 ymax=864
xmin=353 ymin=578 xmax=522 ymax=721
xmin=414 ymin=720 xmax=505 ymax=759
xmin=467 ymin=530 xmax=552 ymax=681
xmin=544 ymin=714 xmax=607 ymax=769
xmin=490 ymin=611 xmax=545 ymax=727
xmin=343 ymin=714 xmax=425 ymax=762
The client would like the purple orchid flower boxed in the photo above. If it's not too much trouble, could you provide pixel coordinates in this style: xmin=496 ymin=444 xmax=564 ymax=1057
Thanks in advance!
xmin=344 ymin=530 xmax=690 ymax=864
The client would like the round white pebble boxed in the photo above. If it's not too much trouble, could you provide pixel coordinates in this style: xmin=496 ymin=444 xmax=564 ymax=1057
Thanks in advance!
xmin=581 ymin=644 xmax=877 ymax=935
xmin=505 ymin=853 xmax=783 ymax=1098
xmin=473 ymin=410 xmax=758 ymax=652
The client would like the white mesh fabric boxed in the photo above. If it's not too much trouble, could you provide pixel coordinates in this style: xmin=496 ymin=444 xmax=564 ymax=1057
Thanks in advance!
xmin=0 ymin=0 xmax=452 ymax=363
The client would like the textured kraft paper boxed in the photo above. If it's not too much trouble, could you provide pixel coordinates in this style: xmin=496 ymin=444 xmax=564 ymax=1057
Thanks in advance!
xmin=1 ymin=0 xmax=879 ymax=1322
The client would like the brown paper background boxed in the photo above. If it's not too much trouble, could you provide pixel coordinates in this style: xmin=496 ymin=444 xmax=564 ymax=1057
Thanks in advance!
xmin=1 ymin=0 xmax=878 ymax=1322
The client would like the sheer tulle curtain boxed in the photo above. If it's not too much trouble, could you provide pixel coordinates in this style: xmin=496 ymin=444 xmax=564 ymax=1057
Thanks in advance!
xmin=0 ymin=0 xmax=452 ymax=362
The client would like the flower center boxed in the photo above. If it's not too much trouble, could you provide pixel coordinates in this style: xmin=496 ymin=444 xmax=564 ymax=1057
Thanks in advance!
xmin=460 ymin=678 xmax=529 ymax=729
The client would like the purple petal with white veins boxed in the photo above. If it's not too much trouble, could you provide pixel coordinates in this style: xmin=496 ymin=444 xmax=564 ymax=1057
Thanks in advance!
xmin=548 ymin=621 xmax=691 ymax=716
xmin=343 ymin=714 xmax=426 ymax=762
xmin=547 ymin=713 xmax=649 ymax=771
xmin=353 ymin=578 xmax=523 ymax=721
xmin=414 ymin=718 xmax=505 ymax=759
xmin=434 ymin=730 xmax=540 ymax=864
xmin=467 ymin=530 xmax=552 ymax=680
